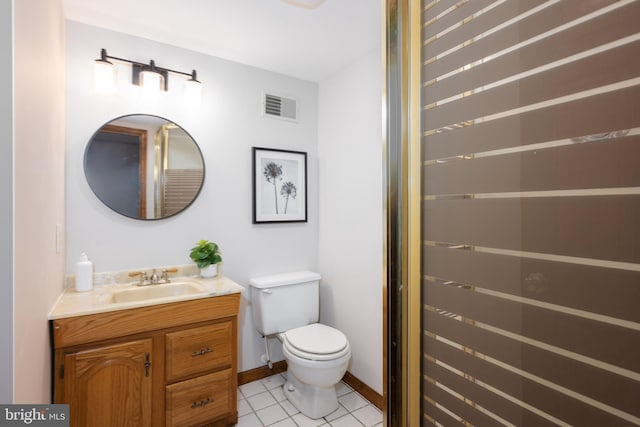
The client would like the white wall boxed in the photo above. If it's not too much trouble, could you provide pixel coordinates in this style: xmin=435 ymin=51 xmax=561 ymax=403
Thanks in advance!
xmin=0 ymin=0 xmax=14 ymax=404
xmin=317 ymin=49 xmax=383 ymax=394
xmin=13 ymin=0 xmax=66 ymax=402
xmin=66 ymin=22 xmax=319 ymax=372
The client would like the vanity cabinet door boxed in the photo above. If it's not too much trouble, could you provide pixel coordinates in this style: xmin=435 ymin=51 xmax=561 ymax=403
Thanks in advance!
xmin=165 ymin=321 xmax=232 ymax=382
xmin=60 ymin=339 xmax=153 ymax=427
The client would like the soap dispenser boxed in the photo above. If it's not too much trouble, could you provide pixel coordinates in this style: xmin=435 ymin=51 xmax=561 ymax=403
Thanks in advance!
xmin=75 ymin=253 xmax=94 ymax=292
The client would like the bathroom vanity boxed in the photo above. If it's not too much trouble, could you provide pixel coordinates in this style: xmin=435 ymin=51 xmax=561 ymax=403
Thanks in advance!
xmin=49 ymin=274 xmax=243 ymax=427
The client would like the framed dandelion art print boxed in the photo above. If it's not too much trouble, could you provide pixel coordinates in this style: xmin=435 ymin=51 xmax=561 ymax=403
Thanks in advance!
xmin=252 ymin=147 xmax=307 ymax=223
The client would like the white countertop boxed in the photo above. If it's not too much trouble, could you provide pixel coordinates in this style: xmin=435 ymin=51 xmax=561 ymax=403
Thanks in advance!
xmin=49 ymin=275 xmax=244 ymax=320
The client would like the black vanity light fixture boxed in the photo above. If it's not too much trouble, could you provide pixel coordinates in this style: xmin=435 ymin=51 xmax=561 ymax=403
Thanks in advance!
xmin=94 ymin=48 xmax=202 ymax=106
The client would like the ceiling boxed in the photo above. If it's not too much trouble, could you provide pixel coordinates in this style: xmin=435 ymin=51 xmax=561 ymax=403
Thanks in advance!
xmin=62 ymin=0 xmax=382 ymax=82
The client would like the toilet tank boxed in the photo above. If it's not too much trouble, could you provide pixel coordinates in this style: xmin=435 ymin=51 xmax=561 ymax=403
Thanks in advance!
xmin=249 ymin=271 xmax=321 ymax=336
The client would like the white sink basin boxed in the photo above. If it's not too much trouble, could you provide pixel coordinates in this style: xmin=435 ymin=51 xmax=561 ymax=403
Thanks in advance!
xmin=111 ymin=281 xmax=204 ymax=304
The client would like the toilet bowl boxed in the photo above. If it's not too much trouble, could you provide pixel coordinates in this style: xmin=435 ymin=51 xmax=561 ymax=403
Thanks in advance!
xmin=281 ymin=323 xmax=351 ymax=419
xmin=249 ymin=271 xmax=352 ymax=419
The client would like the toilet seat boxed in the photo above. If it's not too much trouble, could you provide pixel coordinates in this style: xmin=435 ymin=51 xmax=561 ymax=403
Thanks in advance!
xmin=283 ymin=323 xmax=349 ymax=361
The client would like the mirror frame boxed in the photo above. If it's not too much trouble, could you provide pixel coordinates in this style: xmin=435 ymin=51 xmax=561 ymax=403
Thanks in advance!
xmin=84 ymin=114 xmax=205 ymax=220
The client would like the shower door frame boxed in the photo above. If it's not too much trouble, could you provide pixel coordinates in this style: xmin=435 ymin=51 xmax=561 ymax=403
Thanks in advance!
xmin=384 ymin=0 xmax=422 ymax=425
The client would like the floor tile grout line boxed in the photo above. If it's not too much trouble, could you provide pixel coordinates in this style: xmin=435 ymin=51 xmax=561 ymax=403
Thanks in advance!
xmin=238 ymin=399 xmax=379 ymax=427
xmin=236 ymin=376 xmax=381 ymax=427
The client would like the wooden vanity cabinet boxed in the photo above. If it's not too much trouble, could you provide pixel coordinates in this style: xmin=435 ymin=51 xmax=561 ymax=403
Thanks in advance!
xmin=52 ymin=294 xmax=240 ymax=427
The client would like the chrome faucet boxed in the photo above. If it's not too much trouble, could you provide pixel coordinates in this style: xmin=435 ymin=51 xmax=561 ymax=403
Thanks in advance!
xmin=128 ymin=271 xmax=150 ymax=286
xmin=149 ymin=269 xmax=159 ymax=284
xmin=128 ymin=268 xmax=178 ymax=286
xmin=160 ymin=268 xmax=177 ymax=283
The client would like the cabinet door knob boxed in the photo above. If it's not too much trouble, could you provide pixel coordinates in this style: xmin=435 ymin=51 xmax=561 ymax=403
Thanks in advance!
xmin=191 ymin=348 xmax=213 ymax=357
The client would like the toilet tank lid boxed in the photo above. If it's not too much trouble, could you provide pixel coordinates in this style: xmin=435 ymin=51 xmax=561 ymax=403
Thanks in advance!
xmin=249 ymin=271 xmax=321 ymax=289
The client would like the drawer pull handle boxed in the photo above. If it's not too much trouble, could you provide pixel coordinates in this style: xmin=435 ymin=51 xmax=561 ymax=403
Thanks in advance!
xmin=191 ymin=348 xmax=213 ymax=357
xmin=191 ymin=397 xmax=212 ymax=409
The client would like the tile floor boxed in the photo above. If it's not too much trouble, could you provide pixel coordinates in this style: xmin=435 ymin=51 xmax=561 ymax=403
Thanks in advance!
xmin=236 ymin=373 xmax=383 ymax=427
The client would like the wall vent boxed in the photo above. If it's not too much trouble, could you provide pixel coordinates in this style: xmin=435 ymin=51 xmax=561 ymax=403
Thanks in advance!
xmin=263 ymin=92 xmax=298 ymax=122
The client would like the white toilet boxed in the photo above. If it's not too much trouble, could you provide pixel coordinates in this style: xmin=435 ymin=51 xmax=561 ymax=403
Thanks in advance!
xmin=249 ymin=271 xmax=351 ymax=419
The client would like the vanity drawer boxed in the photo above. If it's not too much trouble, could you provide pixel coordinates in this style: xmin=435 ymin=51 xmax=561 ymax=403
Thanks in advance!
xmin=165 ymin=368 xmax=234 ymax=427
xmin=165 ymin=321 xmax=232 ymax=381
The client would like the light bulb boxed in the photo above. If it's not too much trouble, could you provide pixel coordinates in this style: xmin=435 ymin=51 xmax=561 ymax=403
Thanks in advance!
xmin=184 ymin=78 xmax=202 ymax=108
xmin=94 ymin=59 xmax=115 ymax=93
xmin=140 ymin=70 xmax=164 ymax=100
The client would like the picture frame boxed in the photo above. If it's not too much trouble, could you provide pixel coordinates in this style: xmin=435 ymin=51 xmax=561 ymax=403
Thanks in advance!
xmin=252 ymin=147 xmax=308 ymax=223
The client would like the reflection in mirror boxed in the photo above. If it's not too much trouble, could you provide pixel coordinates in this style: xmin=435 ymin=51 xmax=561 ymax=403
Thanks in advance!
xmin=84 ymin=114 xmax=205 ymax=220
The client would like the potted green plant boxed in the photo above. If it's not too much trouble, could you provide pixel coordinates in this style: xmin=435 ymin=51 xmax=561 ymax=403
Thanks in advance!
xmin=189 ymin=240 xmax=222 ymax=278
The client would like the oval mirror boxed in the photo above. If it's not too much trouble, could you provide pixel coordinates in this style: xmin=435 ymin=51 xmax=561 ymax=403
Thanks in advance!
xmin=84 ymin=114 xmax=205 ymax=220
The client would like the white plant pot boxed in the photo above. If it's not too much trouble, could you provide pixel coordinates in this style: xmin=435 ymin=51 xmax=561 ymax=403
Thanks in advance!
xmin=199 ymin=264 xmax=218 ymax=278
